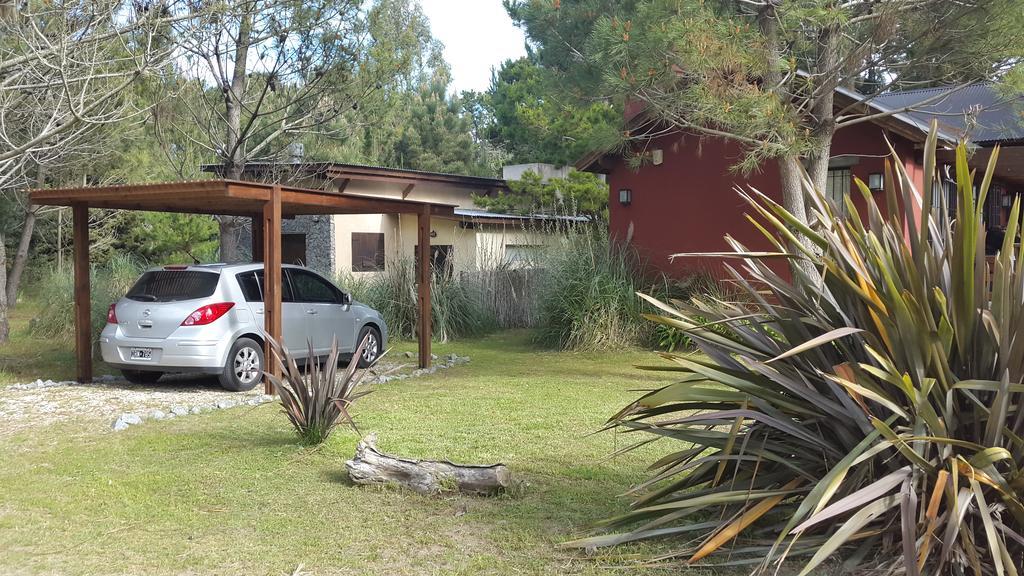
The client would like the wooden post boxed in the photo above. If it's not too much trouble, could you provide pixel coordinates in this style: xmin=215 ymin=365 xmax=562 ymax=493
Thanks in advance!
xmin=262 ymin=186 xmax=283 ymax=393
xmin=251 ymin=214 xmax=264 ymax=262
xmin=72 ymin=204 xmax=92 ymax=384
xmin=417 ymin=206 xmax=432 ymax=369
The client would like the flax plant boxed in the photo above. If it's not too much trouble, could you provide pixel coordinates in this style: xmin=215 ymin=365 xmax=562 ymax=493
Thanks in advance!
xmin=267 ymin=335 xmax=375 ymax=445
xmin=571 ymin=124 xmax=1024 ymax=575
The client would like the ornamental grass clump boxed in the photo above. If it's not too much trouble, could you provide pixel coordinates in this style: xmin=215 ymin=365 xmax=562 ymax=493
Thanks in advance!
xmin=267 ymin=335 xmax=375 ymax=445
xmin=575 ymin=124 xmax=1024 ymax=575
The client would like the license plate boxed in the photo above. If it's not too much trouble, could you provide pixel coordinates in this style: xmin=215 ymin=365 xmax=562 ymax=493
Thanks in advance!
xmin=130 ymin=348 xmax=153 ymax=360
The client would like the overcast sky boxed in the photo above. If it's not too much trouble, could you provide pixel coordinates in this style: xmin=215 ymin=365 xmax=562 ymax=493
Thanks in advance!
xmin=418 ymin=0 xmax=527 ymax=93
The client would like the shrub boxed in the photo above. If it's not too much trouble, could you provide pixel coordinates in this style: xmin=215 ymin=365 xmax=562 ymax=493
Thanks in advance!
xmin=652 ymin=273 xmax=735 ymax=351
xmin=574 ymin=127 xmax=1024 ymax=574
xmin=29 ymin=254 xmax=145 ymax=347
xmin=533 ymin=225 xmax=673 ymax=351
xmin=337 ymin=258 xmax=495 ymax=342
xmin=267 ymin=335 xmax=373 ymax=445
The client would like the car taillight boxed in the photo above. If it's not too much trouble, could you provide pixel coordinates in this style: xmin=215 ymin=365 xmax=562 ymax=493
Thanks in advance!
xmin=181 ymin=302 xmax=235 ymax=326
xmin=107 ymin=304 xmax=118 ymax=324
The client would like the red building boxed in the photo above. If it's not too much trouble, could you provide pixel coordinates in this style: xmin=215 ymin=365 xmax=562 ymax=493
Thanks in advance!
xmin=578 ymin=84 xmax=1024 ymax=279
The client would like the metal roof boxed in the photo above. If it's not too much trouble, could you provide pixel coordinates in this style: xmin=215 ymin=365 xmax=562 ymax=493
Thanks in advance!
xmin=576 ymin=78 xmax=1008 ymax=172
xmin=454 ymin=208 xmax=590 ymax=223
xmin=202 ymin=161 xmax=508 ymax=189
xmin=873 ymin=84 xmax=1024 ymax=145
xmin=834 ymin=84 xmax=961 ymax=143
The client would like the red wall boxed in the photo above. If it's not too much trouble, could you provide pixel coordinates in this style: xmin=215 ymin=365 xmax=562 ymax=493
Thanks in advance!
xmin=606 ymin=123 xmax=924 ymax=279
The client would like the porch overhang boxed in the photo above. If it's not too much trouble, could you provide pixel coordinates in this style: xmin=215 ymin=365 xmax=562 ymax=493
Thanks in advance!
xmin=936 ymin=144 xmax=1024 ymax=188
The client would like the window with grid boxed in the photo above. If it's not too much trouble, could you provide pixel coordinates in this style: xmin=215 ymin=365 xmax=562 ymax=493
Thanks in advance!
xmin=825 ymin=168 xmax=851 ymax=212
xmin=351 ymin=232 xmax=385 ymax=272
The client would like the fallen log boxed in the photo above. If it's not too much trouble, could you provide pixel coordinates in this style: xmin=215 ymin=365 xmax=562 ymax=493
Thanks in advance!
xmin=346 ymin=433 xmax=513 ymax=496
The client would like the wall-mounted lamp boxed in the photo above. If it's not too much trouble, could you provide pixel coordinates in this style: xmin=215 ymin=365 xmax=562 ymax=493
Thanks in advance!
xmin=868 ymin=173 xmax=884 ymax=191
xmin=430 ymin=230 xmax=438 ymax=238
xmin=618 ymin=188 xmax=632 ymax=206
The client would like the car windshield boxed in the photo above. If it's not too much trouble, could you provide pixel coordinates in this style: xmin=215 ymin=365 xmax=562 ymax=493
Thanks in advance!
xmin=125 ymin=270 xmax=219 ymax=302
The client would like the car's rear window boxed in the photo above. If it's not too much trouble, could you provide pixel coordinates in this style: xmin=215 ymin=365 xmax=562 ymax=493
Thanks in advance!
xmin=125 ymin=271 xmax=219 ymax=302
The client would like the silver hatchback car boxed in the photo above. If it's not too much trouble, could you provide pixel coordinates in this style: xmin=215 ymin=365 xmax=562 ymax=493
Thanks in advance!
xmin=100 ymin=263 xmax=387 ymax=391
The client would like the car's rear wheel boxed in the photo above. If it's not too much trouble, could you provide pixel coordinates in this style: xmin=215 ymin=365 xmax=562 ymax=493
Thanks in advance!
xmin=219 ymin=337 xmax=264 ymax=392
xmin=356 ymin=326 xmax=381 ymax=368
xmin=121 ymin=369 xmax=162 ymax=385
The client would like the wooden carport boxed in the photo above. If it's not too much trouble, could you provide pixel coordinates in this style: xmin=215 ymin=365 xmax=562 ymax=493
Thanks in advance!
xmin=30 ymin=179 xmax=454 ymax=391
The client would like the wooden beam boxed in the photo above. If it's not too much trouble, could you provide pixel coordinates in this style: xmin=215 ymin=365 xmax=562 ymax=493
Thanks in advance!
xmin=73 ymin=204 xmax=92 ymax=383
xmin=263 ymin=185 xmax=283 ymax=393
xmin=417 ymin=206 xmax=432 ymax=369
xmin=401 ymin=183 xmax=416 ymax=199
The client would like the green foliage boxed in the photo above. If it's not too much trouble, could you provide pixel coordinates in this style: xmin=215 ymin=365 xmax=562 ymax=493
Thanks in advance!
xmin=29 ymin=255 xmax=144 ymax=347
xmin=512 ymin=0 xmax=1024 ymax=174
xmin=473 ymin=170 xmax=609 ymax=218
xmin=533 ymin=225 xmax=669 ymax=351
xmin=579 ymin=127 xmax=1024 ymax=574
xmin=337 ymin=259 xmax=495 ymax=343
xmin=479 ymin=57 xmax=620 ymax=165
xmin=348 ymin=0 xmax=502 ymax=175
xmin=653 ymin=323 xmax=687 ymax=352
xmin=134 ymin=213 xmax=218 ymax=265
xmin=267 ymin=335 xmax=373 ymax=446
xmin=506 ymin=1 xmax=640 ymax=88
xmin=298 ymin=0 xmax=504 ymax=176
xmin=388 ymin=82 xmax=499 ymax=177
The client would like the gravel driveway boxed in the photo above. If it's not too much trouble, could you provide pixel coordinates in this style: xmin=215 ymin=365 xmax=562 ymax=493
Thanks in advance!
xmin=0 ymin=353 xmax=467 ymax=436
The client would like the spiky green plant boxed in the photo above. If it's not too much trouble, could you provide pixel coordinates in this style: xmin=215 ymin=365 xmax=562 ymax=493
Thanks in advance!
xmin=571 ymin=125 xmax=1024 ymax=575
xmin=266 ymin=335 xmax=375 ymax=445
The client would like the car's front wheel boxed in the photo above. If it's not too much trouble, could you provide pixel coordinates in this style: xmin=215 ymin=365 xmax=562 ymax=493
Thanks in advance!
xmin=121 ymin=369 xmax=162 ymax=385
xmin=356 ymin=326 xmax=381 ymax=368
xmin=219 ymin=337 xmax=264 ymax=392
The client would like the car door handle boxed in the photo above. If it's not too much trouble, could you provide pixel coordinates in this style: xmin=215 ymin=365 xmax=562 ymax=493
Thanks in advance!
xmin=306 ymin=309 xmax=318 ymax=315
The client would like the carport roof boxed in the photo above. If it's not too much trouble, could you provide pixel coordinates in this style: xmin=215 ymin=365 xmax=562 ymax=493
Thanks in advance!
xmin=30 ymin=178 xmax=457 ymax=217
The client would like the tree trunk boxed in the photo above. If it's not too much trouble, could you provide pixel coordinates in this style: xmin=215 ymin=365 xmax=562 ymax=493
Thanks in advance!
xmin=216 ymin=9 xmax=252 ymax=264
xmin=805 ymin=24 xmax=841 ymax=218
xmin=7 ymin=205 xmax=37 ymax=308
xmin=0 ymin=233 xmax=10 ymax=344
xmin=218 ymin=216 xmax=242 ymax=263
xmin=778 ymin=156 xmax=809 ymax=222
xmin=346 ymin=434 xmax=514 ymax=496
xmin=759 ymin=2 xmax=821 ymax=282
xmin=8 ymin=164 xmax=47 ymax=306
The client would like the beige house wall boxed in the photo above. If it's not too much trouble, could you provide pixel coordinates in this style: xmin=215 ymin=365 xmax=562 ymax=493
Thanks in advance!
xmin=328 ymin=178 xmax=561 ymax=277
xmin=475 ymin=226 xmax=555 ymax=268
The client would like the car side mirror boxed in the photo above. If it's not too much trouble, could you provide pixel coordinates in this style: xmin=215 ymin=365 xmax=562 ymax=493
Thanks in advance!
xmin=341 ymin=292 xmax=353 ymax=306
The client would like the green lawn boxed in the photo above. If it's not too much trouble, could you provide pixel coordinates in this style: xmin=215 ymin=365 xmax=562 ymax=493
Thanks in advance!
xmin=0 ymin=327 xmax=703 ymax=575
xmin=0 ymin=302 xmax=108 ymax=384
